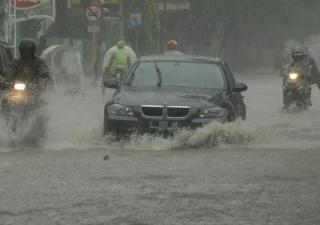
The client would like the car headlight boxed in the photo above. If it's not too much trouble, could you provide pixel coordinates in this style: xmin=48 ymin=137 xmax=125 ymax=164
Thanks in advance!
xmin=107 ymin=104 xmax=135 ymax=116
xmin=289 ymin=73 xmax=298 ymax=80
xmin=14 ymin=83 xmax=26 ymax=91
xmin=198 ymin=107 xmax=226 ymax=118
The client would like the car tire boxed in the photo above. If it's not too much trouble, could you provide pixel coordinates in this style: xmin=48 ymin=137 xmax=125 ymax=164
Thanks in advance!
xmin=103 ymin=118 xmax=110 ymax=135
xmin=238 ymin=100 xmax=246 ymax=120
xmin=103 ymin=119 xmax=125 ymax=141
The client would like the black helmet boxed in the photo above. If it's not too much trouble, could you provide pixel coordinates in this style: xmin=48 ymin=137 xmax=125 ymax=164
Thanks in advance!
xmin=19 ymin=39 xmax=36 ymax=60
xmin=291 ymin=48 xmax=309 ymax=63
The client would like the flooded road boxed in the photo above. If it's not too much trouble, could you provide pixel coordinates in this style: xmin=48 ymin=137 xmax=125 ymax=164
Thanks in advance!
xmin=0 ymin=70 xmax=320 ymax=225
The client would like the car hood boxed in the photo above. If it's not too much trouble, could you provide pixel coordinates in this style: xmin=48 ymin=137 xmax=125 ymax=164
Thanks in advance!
xmin=114 ymin=86 xmax=225 ymax=108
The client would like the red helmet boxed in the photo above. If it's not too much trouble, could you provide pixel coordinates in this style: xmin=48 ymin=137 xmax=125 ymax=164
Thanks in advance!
xmin=166 ymin=40 xmax=178 ymax=50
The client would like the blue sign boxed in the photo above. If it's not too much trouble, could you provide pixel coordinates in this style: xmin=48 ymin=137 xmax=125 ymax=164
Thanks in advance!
xmin=129 ymin=13 xmax=142 ymax=28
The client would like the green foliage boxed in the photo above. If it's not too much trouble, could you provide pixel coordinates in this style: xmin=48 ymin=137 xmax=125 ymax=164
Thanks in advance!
xmin=125 ymin=0 xmax=160 ymax=55
xmin=0 ymin=1 xmax=5 ymax=37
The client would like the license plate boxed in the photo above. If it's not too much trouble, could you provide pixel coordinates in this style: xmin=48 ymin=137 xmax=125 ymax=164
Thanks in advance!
xmin=150 ymin=121 xmax=178 ymax=129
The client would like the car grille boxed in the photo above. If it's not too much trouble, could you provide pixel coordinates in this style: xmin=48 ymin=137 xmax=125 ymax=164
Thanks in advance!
xmin=167 ymin=107 xmax=190 ymax=118
xmin=141 ymin=105 xmax=190 ymax=118
xmin=141 ymin=106 xmax=164 ymax=117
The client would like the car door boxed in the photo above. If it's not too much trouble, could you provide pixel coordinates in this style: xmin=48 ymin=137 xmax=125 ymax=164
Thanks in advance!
xmin=221 ymin=61 xmax=243 ymax=118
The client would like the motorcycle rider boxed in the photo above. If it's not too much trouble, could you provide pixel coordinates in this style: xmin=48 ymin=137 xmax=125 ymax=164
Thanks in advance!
xmin=0 ymin=39 xmax=50 ymax=92
xmin=163 ymin=40 xmax=184 ymax=55
xmin=105 ymin=40 xmax=131 ymax=81
xmin=284 ymin=48 xmax=320 ymax=107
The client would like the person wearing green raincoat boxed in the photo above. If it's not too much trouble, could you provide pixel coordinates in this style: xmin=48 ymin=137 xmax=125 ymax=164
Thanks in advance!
xmin=105 ymin=40 xmax=132 ymax=81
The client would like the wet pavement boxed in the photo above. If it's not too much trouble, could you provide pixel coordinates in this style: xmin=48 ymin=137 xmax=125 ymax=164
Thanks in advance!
xmin=0 ymin=71 xmax=320 ymax=225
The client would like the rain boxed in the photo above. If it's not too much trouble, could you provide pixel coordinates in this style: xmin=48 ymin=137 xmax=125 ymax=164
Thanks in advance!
xmin=0 ymin=1 xmax=320 ymax=225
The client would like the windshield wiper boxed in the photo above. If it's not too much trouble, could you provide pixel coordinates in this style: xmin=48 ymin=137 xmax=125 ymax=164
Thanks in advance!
xmin=154 ymin=62 xmax=162 ymax=87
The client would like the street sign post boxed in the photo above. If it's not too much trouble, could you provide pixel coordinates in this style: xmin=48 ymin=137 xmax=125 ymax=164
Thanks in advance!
xmin=86 ymin=5 xmax=102 ymax=81
xmin=87 ymin=25 xmax=101 ymax=33
xmin=86 ymin=5 xmax=102 ymax=22
xmin=129 ymin=12 xmax=143 ymax=55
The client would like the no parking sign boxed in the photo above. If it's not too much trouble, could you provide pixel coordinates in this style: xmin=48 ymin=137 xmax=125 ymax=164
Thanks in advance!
xmin=86 ymin=6 xmax=102 ymax=22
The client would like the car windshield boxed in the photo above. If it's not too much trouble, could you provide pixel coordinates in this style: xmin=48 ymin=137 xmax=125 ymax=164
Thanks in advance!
xmin=128 ymin=61 xmax=225 ymax=89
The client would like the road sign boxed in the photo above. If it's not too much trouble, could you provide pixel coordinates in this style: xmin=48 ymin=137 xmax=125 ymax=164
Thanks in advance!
xmin=129 ymin=13 xmax=142 ymax=28
xmin=13 ymin=0 xmax=43 ymax=9
xmin=87 ymin=25 xmax=101 ymax=33
xmin=86 ymin=6 xmax=102 ymax=22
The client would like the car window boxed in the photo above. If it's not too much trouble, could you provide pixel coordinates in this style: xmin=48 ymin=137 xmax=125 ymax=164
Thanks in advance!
xmin=129 ymin=61 xmax=225 ymax=89
xmin=222 ymin=62 xmax=236 ymax=90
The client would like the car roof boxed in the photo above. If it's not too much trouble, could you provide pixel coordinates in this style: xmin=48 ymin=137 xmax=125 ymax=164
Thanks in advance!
xmin=138 ymin=55 xmax=224 ymax=64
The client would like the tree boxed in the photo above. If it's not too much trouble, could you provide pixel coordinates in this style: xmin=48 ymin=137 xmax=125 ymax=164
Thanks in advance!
xmin=188 ymin=0 xmax=320 ymax=69
xmin=124 ymin=0 xmax=160 ymax=55
xmin=0 ymin=1 xmax=5 ymax=38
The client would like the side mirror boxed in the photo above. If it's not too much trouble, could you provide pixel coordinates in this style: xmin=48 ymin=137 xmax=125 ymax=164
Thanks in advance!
xmin=233 ymin=83 xmax=248 ymax=92
xmin=103 ymin=78 xmax=120 ymax=89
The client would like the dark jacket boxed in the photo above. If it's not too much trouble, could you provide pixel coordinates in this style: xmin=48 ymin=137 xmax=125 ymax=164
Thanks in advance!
xmin=309 ymin=57 xmax=320 ymax=86
xmin=6 ymin=56 xmax=50 ymax=91
xmin=289 ymin=57 xmax=320 ymax=87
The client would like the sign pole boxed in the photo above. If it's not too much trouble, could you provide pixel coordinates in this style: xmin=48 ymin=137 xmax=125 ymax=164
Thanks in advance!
xmin=129 ymin=12 xmax=142 ymax=56
xmin=135 ymin=27 xmax=138 ymax=56
xmin=92 ymin=24 xmax=98 ymax=81
xmin=14 ymin=0 xmax=17 ymax=57
xmin=86 ymin=3 xmax=102 ymax=82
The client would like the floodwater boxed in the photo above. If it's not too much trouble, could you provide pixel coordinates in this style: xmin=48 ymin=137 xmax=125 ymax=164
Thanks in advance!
xmin=0 ymin=69 xmax=319 ymax=225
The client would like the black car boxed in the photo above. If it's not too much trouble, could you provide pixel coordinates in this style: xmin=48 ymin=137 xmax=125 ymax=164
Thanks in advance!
xmin=103 ymin=55 xmax=247 ymax=135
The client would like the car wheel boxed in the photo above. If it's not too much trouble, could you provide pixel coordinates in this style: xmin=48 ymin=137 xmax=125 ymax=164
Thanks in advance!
xmin=238 ymin=100 xmax=246 ymax=120
xmin=103 ymin=119 xmax=126 ymax=141
xmin=103 ymin=118 xmax=111 ymax=135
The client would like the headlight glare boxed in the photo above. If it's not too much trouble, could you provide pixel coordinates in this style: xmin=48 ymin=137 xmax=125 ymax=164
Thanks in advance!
xmin=289 ymin=73 xmax=298 ymax=80
xmin=14 ymin=83 xmax=26 ymax=91
xmin=107 ymin=104 xmax=134 ymax=116
xmin=198 ymin=107 xmax=226 ymax=118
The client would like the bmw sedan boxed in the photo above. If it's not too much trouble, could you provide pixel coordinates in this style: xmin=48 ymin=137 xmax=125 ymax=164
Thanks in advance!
xmin=103 ymin=55 xmax=247 ymax=135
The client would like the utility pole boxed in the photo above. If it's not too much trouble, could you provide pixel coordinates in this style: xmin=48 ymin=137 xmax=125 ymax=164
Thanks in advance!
xmin=119 ymin=0 xmax=125 ymax=39
xmin=89 ymin=0 xmax=101 ymax=82
xmin=161 ymin=0 xmax=167 ymax=51
xmin=0 ymin=0 xmax=5 ymax=38
xmin=67 ymin=0 xmax=73 ymax=45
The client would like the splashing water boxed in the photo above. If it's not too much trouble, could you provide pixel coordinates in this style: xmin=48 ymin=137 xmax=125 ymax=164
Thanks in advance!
xmin=0 ymin=117 xmax=10 ymax=149
xmin=2 ymin=67 xmax=320 ymax=152
xmin=104 ymin=121 xmax=268 ymax=151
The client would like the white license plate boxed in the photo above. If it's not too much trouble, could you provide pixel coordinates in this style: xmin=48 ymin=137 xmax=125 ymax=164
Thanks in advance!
xmin=150 ymin=121 xmax=178 ymax=129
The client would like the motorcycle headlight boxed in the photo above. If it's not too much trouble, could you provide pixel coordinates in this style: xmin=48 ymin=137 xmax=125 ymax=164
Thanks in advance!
xmin=14 ymin=83 xmax=26 ymax=91
xmin=289 ymin=73 xmax=298 ymax=80
xmin=107 ymin=104 xmax=135 ymax=117
xmin=198 ymin=107 xmax=226 ymax=118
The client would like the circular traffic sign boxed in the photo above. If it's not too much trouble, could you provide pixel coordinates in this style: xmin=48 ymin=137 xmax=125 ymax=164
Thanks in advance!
xmin=86 ymin=6 xmax=102 ymax=22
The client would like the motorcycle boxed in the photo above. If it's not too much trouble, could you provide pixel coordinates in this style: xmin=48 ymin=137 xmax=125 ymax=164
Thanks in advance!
xmin=282 ymin=66 xmax=311 ymax=109
xmin=0 ymin=80 xmax=48 ymax=146
xmin=102 ymin=69 xmax=124 ymax=95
